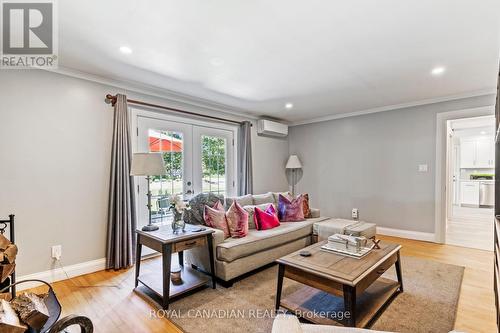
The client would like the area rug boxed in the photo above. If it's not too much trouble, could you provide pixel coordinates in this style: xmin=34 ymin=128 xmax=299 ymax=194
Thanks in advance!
xmin=165 ymin=256 xmax=464 ymax=333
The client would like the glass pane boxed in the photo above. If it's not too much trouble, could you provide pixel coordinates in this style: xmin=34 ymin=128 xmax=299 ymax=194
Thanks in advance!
xmin=148 ymin=129 xmax=184 ymax=222
xmin=201 ymin=135 xmax=226 ymax=196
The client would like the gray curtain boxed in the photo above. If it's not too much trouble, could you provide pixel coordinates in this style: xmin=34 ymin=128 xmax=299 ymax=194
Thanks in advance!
xmin=106 ymin=94 xmax=137 ymax=270
xmin=238 ymin=121 xmax=253 ymax=195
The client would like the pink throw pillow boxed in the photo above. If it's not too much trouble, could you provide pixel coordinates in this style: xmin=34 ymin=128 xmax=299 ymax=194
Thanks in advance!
xmin=226 ymin=201 xmax=249 ymax=238
xmin=254 ymin=204 xmax=280 ymax=230
xmin=278 ymin=194 xmax=305 ymax=222
xmin=204 ymin=201 xmax=230 ymax=238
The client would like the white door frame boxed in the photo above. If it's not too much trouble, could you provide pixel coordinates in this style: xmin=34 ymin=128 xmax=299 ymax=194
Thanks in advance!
xmin=445 ymin=122 xmax=454 ymax=221
xmin=434 ymin=106 xmax=495 ymax=243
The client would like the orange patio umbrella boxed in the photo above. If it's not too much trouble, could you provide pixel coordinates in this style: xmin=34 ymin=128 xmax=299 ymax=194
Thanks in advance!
xmin=148 ymin=131 xmax=183 ymax=152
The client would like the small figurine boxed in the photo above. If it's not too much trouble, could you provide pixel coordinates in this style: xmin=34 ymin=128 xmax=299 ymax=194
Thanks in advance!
xmin=371 ymin=238 xmax=381 ymax=250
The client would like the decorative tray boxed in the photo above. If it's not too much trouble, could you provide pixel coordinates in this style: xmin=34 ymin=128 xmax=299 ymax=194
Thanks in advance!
xmin=320 ymin=245 xmax=372 ymax=259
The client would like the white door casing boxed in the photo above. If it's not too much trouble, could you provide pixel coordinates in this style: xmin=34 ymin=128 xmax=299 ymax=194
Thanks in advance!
xmin=131 ymin=109 xmax=237 ymax=229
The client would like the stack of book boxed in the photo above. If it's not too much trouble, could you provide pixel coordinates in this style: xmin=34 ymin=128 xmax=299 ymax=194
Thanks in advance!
xmin=320 ymin=234 xmax=372 ymax=259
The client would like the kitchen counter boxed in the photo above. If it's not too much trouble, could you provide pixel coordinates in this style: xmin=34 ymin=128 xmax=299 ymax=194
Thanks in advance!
xmin=459 ymin=179 xmax=494 ymax=183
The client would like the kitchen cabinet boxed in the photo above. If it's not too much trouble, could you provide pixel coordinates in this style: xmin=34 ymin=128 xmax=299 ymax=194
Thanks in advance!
xmin=476 ymin=137 xmax=494 ymax=167
xmin=460 ymin=181 xmax=480 ymax=206
xmin=460 ymin=140 xmax=476 ymax=168
xmin=460 ymin=137 xmax=494 ymax=168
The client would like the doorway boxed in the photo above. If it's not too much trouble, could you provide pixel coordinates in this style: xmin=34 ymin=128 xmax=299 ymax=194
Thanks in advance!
xmin=445 ymin=115 xmax=495 ymax=250
xmin=134 ymin=113 xmax=237 ymax=230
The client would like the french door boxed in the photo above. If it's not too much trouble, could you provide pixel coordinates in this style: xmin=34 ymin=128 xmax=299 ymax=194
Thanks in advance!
xmin=135 ymin=115 xmax=236 ymax=228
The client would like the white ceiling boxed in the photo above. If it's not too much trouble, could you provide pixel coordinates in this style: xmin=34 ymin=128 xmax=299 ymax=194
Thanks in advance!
xmin=58 ymin=0 xmax=500 ymax=123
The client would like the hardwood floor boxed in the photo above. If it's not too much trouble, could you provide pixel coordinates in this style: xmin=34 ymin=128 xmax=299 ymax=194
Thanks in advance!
xmin=378 ymin=235 xmax=496 ymax=333
xmin=27 ymin=236 xmax=495 ymax=333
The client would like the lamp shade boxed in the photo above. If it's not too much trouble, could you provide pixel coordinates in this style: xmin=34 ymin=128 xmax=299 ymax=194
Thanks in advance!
xmin=286 ymin=155 xmax=302 ymax=169
xmin=130 ymin=153 xmax=166 ymax=176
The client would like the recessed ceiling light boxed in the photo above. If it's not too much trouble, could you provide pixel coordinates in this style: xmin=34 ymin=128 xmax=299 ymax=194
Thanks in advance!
xmin=480 ymin=131 xmax=486 ymax=135
xmin=431 ymin=66 xmax=446 ymax=76
xmin=119 ymin=46 xmax=132 ymax=54
xmin=285 ymin=103 xmax=294 ymax=110
xmin=210 ymin=57 xmax=224 ymax=67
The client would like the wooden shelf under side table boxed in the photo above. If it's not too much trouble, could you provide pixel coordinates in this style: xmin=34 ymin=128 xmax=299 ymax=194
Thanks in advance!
xmin=275 ymin=241 xmax=403 ymax=328
xmin=134 ymin=225 xmax=216 ymax=310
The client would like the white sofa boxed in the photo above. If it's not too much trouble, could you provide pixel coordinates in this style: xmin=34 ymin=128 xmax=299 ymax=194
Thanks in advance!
xmin=185 ymin=192 xmax=330 ymax=285
xmin=272 ymin=314 xmax=392 ymax=333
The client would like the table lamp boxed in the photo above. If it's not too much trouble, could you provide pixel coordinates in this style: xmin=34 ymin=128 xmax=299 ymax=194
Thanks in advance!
xmin=130 ymin=153 xmax=166 ymax=231
xmin=286 ymin=155 xmax=302 ymax=196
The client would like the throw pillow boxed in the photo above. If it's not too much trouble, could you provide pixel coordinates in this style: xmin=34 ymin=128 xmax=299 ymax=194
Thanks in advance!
xmin=185 ymin=192 xmax=224 ymax=225
xmin=278 ymin=194 xmax=305 ymax=222
xmin=243 ymin=203 xmax=276 ymax=229
xmin=226 ymin=201 xmax=249 ymax=238
xmin=272 ymin=191 xmax=292 ymax=204
xmin=302 ymin=193 xmax=312 ymax=218
xmin=203 ymin=201 xmax=230 ymax=238
xmin=254 ymin=204 xmax=280 ymax=230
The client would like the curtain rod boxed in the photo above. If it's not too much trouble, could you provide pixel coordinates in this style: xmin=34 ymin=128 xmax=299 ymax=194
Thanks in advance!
xmin=105 ymin=94 xmax=251 ymax=126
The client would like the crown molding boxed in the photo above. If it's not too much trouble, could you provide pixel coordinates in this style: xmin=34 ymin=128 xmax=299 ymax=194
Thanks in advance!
xmin=43 ymin=66 xmax=259 ymax=120
xmin=42 ymin=67 xmax=496 ymax=127
xmin=290 ymin=89 xmax=497 ymax=126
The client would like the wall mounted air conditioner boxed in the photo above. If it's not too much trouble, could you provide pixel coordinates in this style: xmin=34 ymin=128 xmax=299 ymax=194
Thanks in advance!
xmin=257 ymin=119 xmax=288 ymax=137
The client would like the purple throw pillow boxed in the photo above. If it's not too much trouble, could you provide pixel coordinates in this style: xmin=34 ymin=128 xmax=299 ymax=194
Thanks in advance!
xmin=278 ymin=194 xmax=305 ymax=222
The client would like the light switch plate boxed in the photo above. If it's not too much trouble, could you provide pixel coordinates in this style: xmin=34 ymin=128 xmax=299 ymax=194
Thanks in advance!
xmin=418 ymin=164 xmax=428 ymax=172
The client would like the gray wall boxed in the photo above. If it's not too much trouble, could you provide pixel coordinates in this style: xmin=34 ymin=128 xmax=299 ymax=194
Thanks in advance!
xmin=0 ymin=70 xmax=288 ymax=276
xmin=289 ymin=95 xmax=495 ymax=233
xmin=252 ymin=133 xmax=289 ymax=193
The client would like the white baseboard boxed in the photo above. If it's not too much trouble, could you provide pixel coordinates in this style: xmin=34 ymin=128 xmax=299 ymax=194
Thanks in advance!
xmin=17 ymin=258 xmax=106 ymax=290
xmin=376 ymin=226 xmax=436 ymax=242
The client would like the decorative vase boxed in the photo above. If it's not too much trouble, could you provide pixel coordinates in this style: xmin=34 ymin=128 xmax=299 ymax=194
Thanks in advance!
xmin=171 ymin=267 xmax=182 ymax=285
xmin=172 ymin=211 xmax=185 ymax=234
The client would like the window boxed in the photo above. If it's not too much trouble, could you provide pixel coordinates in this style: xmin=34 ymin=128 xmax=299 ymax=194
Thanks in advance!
xmin=148 ymin=129 xmax=184 ymax=221
xmin=201 ymin=135 xmax=227 ymax=195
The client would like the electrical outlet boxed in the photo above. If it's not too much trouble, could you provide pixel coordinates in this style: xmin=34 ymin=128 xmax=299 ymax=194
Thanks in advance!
xmin=352 ymin=208 xmax=359 ymax=220
xmin=51 ymin=245 xmax=62 ymax=260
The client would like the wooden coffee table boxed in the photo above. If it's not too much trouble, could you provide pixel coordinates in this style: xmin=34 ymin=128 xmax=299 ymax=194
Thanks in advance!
xmin=275 ymin=241 xmax=403 ymax=328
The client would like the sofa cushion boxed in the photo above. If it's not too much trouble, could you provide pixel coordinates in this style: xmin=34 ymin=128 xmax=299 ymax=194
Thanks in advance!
xmin=313 ymin=218 xmax=358 ymax=241
xmin=225 ymin=194 xmax=253 ymax=210
xmin=252 ymin=192 xmax=275 ymax=205
xmin=344 ymin=221 xmax=377 ymax=239
xmin=216 ymin=219 xmax=317 ymax=262
xmin=309 ymin=208 xmax=321 ymax=218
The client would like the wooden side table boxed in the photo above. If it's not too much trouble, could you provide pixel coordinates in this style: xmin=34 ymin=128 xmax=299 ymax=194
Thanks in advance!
xmin=134 ymin=225 xmax=216 ymax=309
